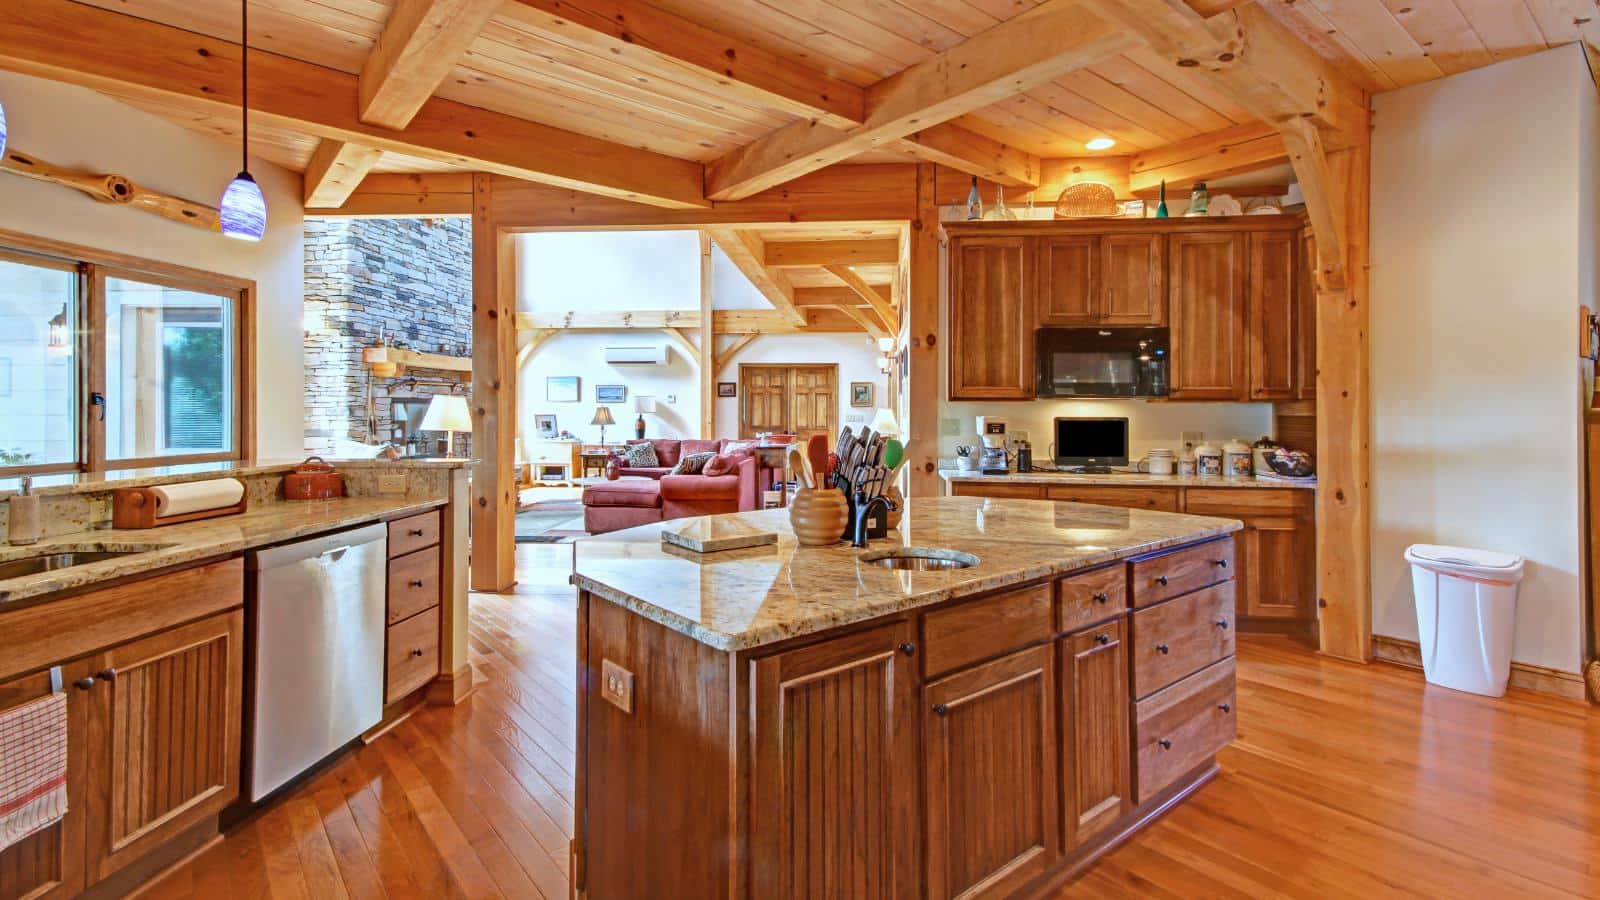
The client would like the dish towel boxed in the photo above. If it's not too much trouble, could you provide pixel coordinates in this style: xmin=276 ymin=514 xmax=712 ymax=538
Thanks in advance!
xmin=0 ymin=692 xmax=69 ymax=852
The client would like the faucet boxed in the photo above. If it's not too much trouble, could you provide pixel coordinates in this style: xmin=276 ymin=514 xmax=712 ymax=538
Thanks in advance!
xmin=850 ymin=491 xmax=898 ymax=548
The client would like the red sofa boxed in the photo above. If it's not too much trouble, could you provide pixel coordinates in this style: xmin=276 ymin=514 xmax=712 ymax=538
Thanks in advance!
xmin=582 ymin=440 xmax=762 ymax=534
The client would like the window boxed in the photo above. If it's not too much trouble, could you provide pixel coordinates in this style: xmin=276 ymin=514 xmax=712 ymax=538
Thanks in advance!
xmin=0 ymin=231 xmax=253 ymax=476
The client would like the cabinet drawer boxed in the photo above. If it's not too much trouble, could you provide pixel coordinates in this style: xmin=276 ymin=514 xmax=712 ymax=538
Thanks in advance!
xmin=1056 ymin=564 xmax=1126 ymax=633
xmin=1044 ymin=485 xmax=1180 ymax=512
xmin=1131 ymin=581 xmax=1235 ymax=699
xmin=387 ymin=545 xmax=441 ymax=624
xmin=386 ymin=606 xmax=440 ymax=704
xmin=1183 ymin=488 xmax=1311 ymax=517
xmin=1134 ymin=658 xmax=1236 ymax=804
xmin=1129 ymin=537 xmax=1234 ymax=608
xmin=924 ymin=583 xmax=1053 ymax=678
xmin=949 ymin=481 xmax=1044 ymax=500
xmin=387 ymin=510 xmax=441 ymax=558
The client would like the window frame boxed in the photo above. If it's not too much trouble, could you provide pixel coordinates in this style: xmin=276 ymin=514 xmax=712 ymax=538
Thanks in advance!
xmin=0 ymin=228 xmax=256 ymax=477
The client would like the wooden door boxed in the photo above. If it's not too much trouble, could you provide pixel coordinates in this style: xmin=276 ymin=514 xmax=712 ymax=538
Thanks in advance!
xmin=1100 ymin=234 xmax=1167 ymax=325
xmin=1061 ymin=619 xmax=1130 ymax=849
xmin=787 ymin=366 xmax=837 ymax=446
xmin=1237 ymin=517 xmax=1315 ymax=620
xmin=949 ymin=236 xmax=1033 ymax=400
xmin=1169 ymin=232 xmax=1247 ymax=400
xmin=925 ymin=644 xmax=1059 ymax=899
xmin=739 ymin=365 xmax=788 ymax=438
xmin=1036 ymin=234 xmax=1097 ymax=325
xmin=1296 ymin=227 xmax=1317 ymax=400
xmin=0 ymin=665 xmax=90 ymax=900
xmin=1247 ymin=230 xmax=1297 ymax=400
xmin=84 ymin=610 xmax=244 ymax=883
xmin=751 ymin=621 xmax=918 ymax=900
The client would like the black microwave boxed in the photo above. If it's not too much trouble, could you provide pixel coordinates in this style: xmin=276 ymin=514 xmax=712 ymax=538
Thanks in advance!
xmin=1035 ymin=327 xmax=1170 ymax=398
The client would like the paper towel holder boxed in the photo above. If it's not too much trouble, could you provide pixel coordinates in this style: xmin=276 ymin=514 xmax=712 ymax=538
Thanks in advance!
xmin=111 ymin=481 xmax=250 ymax=529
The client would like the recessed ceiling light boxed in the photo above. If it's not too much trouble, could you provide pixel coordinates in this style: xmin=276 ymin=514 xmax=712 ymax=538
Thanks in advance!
xmin=1086 ymin=137 xmax=1116 ymax=151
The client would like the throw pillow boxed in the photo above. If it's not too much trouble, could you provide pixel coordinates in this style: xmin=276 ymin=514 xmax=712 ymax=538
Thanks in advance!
xmin=670 ymin=451 xmax=716 ymax=476
xmin=702 ymin=453 xmax=738 ymax=477
xmin=623 ymin=442 xmax=660 ymax=468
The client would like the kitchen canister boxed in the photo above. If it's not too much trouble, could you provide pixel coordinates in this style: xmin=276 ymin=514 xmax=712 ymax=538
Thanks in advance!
xmin=1194 ymin=441 xmax=1222 ymax=477
xmin=1251 ymin=436 xmax=1281 ymax=475
xmin=1148 ymin=448 xmax=1174 ymax=476
xmin=1177 ymin=454 xmax=1196 ymax=476
xmin=1223 ymin=439 xmax=1253 ymax=477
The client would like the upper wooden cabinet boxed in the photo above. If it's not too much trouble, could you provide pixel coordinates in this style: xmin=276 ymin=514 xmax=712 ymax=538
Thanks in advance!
xmin=1247 ymin=230 xmax=1298 ymax=401
xmin=1036 ymin=233 xmax=1165 ymax=326
xmin=948 ymin=235 xmax=1033 ymax=400
xmin=1035 ymin=234 xmax=1096 ymax=324
xmin=1169 ymin=231 xmax=1247 ymax=401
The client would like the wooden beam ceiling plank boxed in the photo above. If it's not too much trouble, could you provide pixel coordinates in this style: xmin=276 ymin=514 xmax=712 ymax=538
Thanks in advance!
xmin=516 ymin=328 xmax=559 ymax=368
xmin=713 ymin=309 xmax=860 ymax=334
xmin=1280 ymin=118 xmax=1345 ymax=288
xmin=894 ymin=123 xmax=1041 ymax=187
xmin=714 ymin=335 xmax=758 ymax=375
xmin=360 ymin=0 xmax=504 ymax=129
xmin=307 ymin=172 xmax=474 ymax=217
xmin=469 ymin=174 xmax=516 ymax=592
xmin=824 ymin=265 xmax=898 ymax=335
xmin=302 ymin=140 xmax=386 ymax=207
xmin=705 ymin=229 xmax=806 ymax=326
xmin=1126 ymin=121 xmax=1288 ymax=193
xmin=764 ymin=239 xmax=902 ymax=268
xmin=705 ymin=0 xmax=1137 ymax=200
xmin=832 ymin=302 xmax=891 ymax=340
xmin=0 ymin=0 xmax=709 ymax=210
xmin=515 ymin=310 xmax=702 ymax=330
xmin=661 ymin=327 xmax=702 ymax=366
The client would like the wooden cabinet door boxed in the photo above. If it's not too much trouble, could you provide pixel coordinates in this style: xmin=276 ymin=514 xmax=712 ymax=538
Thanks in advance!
xmin=751 ymin=621 xmax=918 ymax=900
xmin=1061 ymin=619 xmax=1130 ymax=848
xmin=1237 ymin=517 xmax=1315 ymax=620
xmin=949 ymin=236 xmax=1033 ymax=400
xmin=925 ymin=644 xmax=1058 ymax=900
xmin=0 ymin=664 xmax=90 ymax=900
xmin=1296 ymin=227 xmax=1317 ymax=399
xmin=1036 ymin=234 xmax=1097 ymax=325
xmin=1169 ymin=232 xmax=1247 ymax=400
xmin=1247 ymin=230 xmax=1297 ymax=400
xmin=787 ymin=365 xmax=837 ymax=446
xmin=740 ymin=365 xmax=789 ymax=438
xmin=1100 ymin=234 xmax=1166 ymax=325
xmin=83 ymin=610 xmax=244 ymax=883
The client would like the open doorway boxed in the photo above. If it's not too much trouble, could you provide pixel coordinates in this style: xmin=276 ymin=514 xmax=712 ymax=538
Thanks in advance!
xmin=738 ymin=363 xmax=838 ymax=445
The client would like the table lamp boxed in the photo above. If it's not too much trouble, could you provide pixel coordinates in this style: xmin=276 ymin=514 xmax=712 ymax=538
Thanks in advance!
xmin=420 ymin=394 xmax=471 ymax=457
xmin=633 ymin=396 xmax=657 ymax=439
xmin=591 ymin=405 xmax=616 ymax=445
xmin=869 ymin=408 xmax=900 ymax=438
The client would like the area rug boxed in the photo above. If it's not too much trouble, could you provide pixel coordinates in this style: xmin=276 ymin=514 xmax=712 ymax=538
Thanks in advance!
xmin=515 ymin=499 xmax=588 ymax=544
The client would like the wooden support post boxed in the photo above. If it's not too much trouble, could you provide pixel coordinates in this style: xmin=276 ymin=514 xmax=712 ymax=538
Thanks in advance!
xmin=470 ymin=174 xmax=517 ymax=592
xmin=907 ymin=164 xmax=941 ymax=499
xmin=699 ymin=231 xmax=715 ymax=439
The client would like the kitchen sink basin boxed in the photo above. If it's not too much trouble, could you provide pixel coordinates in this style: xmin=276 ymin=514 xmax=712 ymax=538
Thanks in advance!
xmin=0 ymin=549 xmax=154 ymax=580
xmin=860 ymin=548 xmax=980 ymax=571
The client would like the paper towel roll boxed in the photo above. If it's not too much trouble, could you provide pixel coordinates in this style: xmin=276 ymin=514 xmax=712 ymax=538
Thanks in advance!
xmin=152 ymin=478 xmax=245 ymax=518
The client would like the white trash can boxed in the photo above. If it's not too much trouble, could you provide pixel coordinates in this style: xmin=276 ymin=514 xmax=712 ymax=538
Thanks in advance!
xmin=1404 ymin=544 xmax=1525 ymax=697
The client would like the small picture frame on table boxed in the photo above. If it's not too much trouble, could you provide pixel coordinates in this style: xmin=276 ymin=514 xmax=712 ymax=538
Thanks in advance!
xmin=850 ymin=382 xmax=873 ymax=407
xmin=717 ymin=382 xmax=737 ymax=398
xmin=535 ymin=414 xmax=558 ymax=438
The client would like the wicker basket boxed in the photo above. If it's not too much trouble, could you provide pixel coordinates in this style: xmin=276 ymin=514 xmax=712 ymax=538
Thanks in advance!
xmin=1053 ymin=182 xmax=1118 ymax=218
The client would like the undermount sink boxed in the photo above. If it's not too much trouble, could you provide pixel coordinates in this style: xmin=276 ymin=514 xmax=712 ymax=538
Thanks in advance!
xmin=0 ymin=549 xmax=155 ymax=580
xmin=860 ymin=547 xmax=980 ymax=571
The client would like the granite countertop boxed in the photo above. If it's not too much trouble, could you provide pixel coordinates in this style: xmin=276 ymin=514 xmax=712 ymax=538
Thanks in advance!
xmin=0 ymin=496 xmax=445 ymax=606
xmin=940 ymin=470 xmax=1316 ymax=490
xmin=571 ymin=496 xmax=1242 ymax=651
xmin=0 ymin=457 xmax=473 ymax=500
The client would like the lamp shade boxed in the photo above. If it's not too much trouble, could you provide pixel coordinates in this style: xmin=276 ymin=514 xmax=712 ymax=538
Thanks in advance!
xmin=420 ymin=394 xmax=471 ymax=433
xmin=219 ymin=171 xmax=267 ymax=241
xmin=633 ymin=396 xmax=657 ymax=414
xmin=591 ymin=406 xmax=616 ymax=426
xmin=869 ymin=408 xmax=900 ymax=437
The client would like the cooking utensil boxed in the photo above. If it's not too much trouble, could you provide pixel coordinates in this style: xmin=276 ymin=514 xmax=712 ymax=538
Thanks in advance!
xmin=788 ymin=448 xmax=813 ymax=491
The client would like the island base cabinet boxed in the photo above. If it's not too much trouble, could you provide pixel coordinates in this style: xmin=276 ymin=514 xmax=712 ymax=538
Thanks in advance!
xmin=751 ymin=621 xmax=919 ymax=900
xmin=1134 ymin=658 xmax=1237 ymax=804
xmin=1060 ymin=621 xmax=1131 ymax=849
xmin=924 ymin=645 xmax=1059 ymax=900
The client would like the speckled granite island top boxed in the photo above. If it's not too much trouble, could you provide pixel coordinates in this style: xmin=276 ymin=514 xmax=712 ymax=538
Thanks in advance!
xmin=0 ymin=497 xmax=445 ymax=605
xmin=572 ymin=497 xmax=1242 ymax=651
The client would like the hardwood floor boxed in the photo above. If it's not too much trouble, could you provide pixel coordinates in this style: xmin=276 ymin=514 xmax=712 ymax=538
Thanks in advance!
xmin=140 ymin=544 xmax=1599 ymax=899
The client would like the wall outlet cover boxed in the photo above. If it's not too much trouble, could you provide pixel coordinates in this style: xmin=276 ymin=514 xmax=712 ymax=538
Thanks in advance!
xmin=941 ymin=417 xmax=962 ymax=437
xmin=1012 ymin=429 xmax=1030 ymax=443
xmin=1180 ymin=431 xmax=1204 ymax=454
xmin=601 ymin=659 xmax=634 ymax=714
xmin=846 ymin=414 xmax=865 ymax=424
xmin=377 ymin=473 xmax=407 ymax=495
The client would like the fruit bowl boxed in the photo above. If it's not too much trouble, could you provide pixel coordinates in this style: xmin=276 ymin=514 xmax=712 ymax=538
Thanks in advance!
xmin=1266 ymin=448 xmax=1315 ymax=477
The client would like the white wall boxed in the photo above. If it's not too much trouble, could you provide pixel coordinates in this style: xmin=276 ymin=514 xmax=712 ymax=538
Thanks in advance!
xmin=0 ymin=72 xmax=306 ymax=459
xmin=1370 ymin=45 xmax=1596 ymax=673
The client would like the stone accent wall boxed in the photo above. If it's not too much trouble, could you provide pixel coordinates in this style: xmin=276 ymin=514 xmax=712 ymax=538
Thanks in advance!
xmin=303 ymin=217 xmax=472 ymax=457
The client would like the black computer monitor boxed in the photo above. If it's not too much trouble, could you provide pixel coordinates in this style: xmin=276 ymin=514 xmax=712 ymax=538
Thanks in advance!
xmin=1054 ymin=417 xmax=1129 ymax=467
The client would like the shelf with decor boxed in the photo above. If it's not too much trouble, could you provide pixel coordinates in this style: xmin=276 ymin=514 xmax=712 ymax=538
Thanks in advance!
xmin=362 ymin=346 xmax=471 ymax=379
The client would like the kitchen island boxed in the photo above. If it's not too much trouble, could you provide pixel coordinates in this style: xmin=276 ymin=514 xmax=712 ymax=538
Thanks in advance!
xmin=571 ymin=497 xmax=1243 ymax=899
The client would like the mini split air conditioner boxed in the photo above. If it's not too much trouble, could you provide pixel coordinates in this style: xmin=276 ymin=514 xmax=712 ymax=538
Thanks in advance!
xmin=603 ymin=344 xmax=668 ymax=365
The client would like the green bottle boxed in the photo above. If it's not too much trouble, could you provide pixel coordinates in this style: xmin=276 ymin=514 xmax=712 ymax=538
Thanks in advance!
xmin=1155 ymin=179 xmax=1170 ymax=218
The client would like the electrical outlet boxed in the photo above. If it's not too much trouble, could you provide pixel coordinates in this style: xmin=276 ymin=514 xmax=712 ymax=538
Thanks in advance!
xmin=941 ymin=417 xmax=962 ymax=437
xmin=377 ymin=473 xmax=407 ymax=495
xmin=1180 ymin=431 xmax=1204 ymax=454
xmin=601 ymin=659 xmax=634 ymax=714
xmin=1012 ymin=429 xmax=1030 ymax=443
xmin=846 ymin=413 xmax=865 ymax=424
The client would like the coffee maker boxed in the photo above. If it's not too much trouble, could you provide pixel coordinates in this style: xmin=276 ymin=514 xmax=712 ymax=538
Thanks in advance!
xmin=976 ymin=416 xmax=1010 ymax=475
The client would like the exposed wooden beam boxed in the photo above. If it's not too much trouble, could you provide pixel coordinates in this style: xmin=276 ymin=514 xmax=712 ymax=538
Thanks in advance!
xmin=699 ymin=231 xmax=715 ymax=439
xmin=824 ymin=265 xmax=898 ymax=335
xmin=307 ymin=172 xmax=474 ymax=217
xmin=516 ymin=310 xmax=702 ymax=330
xmin=832 ymin=302 xmax=891 ymax=340
xmin=705 ymin=0 xmax=1136 ymax=200
xmin=906 ymin=164 xmax=940 ymax=498
xmin=1127 ymin=121 xmax=1288 ymax=194
xmin=765 ymin=239 xmax=901 ymax=268
xmin=793 ymin=286 xmax=887 ymax=308
xmin=894 ymin=124 xmax=1040 ymax=187
xmin=0 ymin=0 xmax=708 ymax=209
xmin=661 ymin=327 xmax=702 ymax=366
xmin=360 ymin=0 xmax=503 ymax=129
xmin=515 ymin=328 xmax=559 ymax=369
xmin=714 ymin=335 xmax=758 ymax=375
xmin=302 ymin=140 xmax=386 ymax=208
xmin=705 ymin=229 xmax=806 ymax=327
xmin=713 ymin=309 xmax=861 ymax=334
xmin=1280 ymin=119 xmax=1345 ymax=288
xmin=469 ymin=174 xmax=516 ymax=592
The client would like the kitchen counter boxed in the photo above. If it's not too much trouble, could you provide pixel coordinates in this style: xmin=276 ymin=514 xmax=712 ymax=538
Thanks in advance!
xmin=0 ymin=456 xmax=471 ymax=500
xmin=571 ymin=497 xmax=1241 ymax=650
xmin=0 ymin=496 xmax=445 ymax=605
xmin=940 ymin=469 xmax=1316 ymax=489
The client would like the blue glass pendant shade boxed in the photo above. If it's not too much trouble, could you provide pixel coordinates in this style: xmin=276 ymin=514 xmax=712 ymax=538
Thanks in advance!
xmin=220 ymin=171 xmax=266 ymax=241
xmin=0 ymin=97 xmax=8 ymax=160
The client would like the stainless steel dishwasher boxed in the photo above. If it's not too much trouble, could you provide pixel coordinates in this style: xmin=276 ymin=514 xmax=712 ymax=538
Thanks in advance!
xmin=246 ymin=523 xmax=387 ymax=801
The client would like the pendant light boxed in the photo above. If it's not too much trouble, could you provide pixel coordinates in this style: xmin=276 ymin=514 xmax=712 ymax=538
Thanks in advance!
xmin=219 ymin=0 xmax=266 ymax=241
xmin=0 ymin=94 xmax=8 ymax=160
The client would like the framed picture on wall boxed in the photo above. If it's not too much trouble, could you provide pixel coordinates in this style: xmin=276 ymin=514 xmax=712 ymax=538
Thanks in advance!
xmin=717 ymin=382 xmax=737 ymax=398
xmin=534 ymin=414 xmax=558 ymax=439
xmin=596 ymin=384 xmax=627 ymax=403
xmin=547 ymin=376 xmax=580 ymax=403
xmin=850 ymin=382 xmax=873 ymax=407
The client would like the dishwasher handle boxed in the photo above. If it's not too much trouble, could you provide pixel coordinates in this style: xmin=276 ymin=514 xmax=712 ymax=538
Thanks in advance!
xmin=248 ymin=522 xmax=388 ymax=570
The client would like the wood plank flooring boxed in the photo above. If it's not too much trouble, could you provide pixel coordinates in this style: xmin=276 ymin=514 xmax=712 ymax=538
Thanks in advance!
xmin=142 ymin=544 xmax=1599 ymax=899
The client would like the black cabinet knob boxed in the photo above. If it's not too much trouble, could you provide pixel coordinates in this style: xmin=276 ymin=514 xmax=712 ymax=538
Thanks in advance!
xmin=1158 ymin=738 xmax=1172 ymax=750
xmin=898 ymin=642 xmax=916 ymax=656
xmin=1092 ymin=592 xmax=1109 ymax=604
xmin=1218 ymin=703 xmax=1232 ymax=714
xmin=408 ymin=528 xmax=425 ymax=537
xmin=1155 ymin=643 xmax=1170 ymax=654
xmin=409 ymin=579 xmax=425 ymax=588
xmin=931 ymin=703 xmax=949 ymax=716
xmin=411 ymin=648 xmax=425 ymax=658
xmin=1213 ymin=558 xmax=1229 ymax=568
xmin=97 ymin=667 xmax=117 ymax=681
xmin=74 ymin=677 xmax=96 ymax=690
xmin=1155 ymin=575 xmax=1169 ymax=586
xmin=1216 ymin=618 xmax=1229 ymax=630
xmin=1094 ymin=633 xmax=1110 ymax=646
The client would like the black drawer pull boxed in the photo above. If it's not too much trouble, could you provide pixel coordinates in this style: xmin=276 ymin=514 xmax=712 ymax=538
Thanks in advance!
xmin=74 ymin=677 xmax=96 ymax=691
xmin=1094 ymin=633 xmax=1111 ymax=645
xmin=1092 ymin=592 xmax=1109 ymax=604
xmin=408 ymin=528 xmax=425 ymax=537
xmin=97 ymin=668 xmax=117 ymax=681
xmin=1158 ymin=738 xmax=1172 ymax=750
xmin=898 ymin=642 xmax=916 ymax=656
xmin=1218 ymin=703 xmax=1232 ymax=714
xmin=1155 ymin=643 xmax=1170 ymax=654
xmin=932 ymin=703 xmax=949 ymax=716
xmin=1215 ymin=619 xmax=1230 ymax=630
xmin=409 ymin=579 xmax=425 ymax=588
xmin=1213 ymin=558 xmax=1228 ymax=568
xmin=1155 ymin=575 xmax=1169 ymax=586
